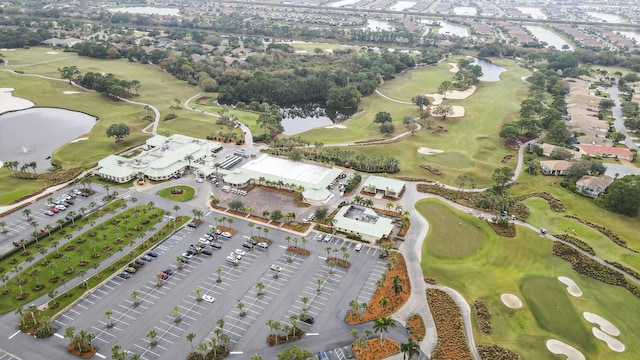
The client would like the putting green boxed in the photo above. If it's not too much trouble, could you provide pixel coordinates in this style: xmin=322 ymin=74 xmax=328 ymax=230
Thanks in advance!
xmin=423 ymin=200 xmax=484 ymax=258
xmin=423 ymin=152 xmax=475 ymax=169
xmin=158 ymin=185 xmax=195 ymax=201
xmin=521 ymin=276 xmax=594 ymax=351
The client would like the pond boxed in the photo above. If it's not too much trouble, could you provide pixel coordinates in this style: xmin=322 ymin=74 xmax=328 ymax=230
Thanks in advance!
xmin=280 ymin=102 xmax=356 ymax=136
xmin=108 ymin=7 xmax=179 ymax=16
xmin=586 ymin=12 xmax=624 ymax=23
xmin=438 ymin=22 xmax=469 ymax=37
xmin=470 ymin=57 xmax=506 ymax=82
xmin=525 ymin=26 xmax=573 ymax=51
xmin=363 ymin=19 xmax=393 ymax=32
xmin=453 ymin=7 xmax=477 ymax=16
xmin=618 ymin=31 xmax=640 ymax=43
xmin=0 ymin=108 xmax=97 ymax=172
xmin=517 ymin=7 xmax=547 ymax=20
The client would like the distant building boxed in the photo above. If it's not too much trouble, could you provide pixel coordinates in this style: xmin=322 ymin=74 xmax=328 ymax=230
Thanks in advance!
xmin=41 ymin=37 xmax=82 ymax=47
xmin=576 ymin=175 xmax=614 ymax=197
xmin=540 ymin=160 xmax=571 ymax=176
xmin=537 ymin=143 xmax=580 ymax=160
xmin=361 ymin=176 xmax=406 ymax=198
xmin=577 ymin=144 xmax=633 ymax=161
xmin=333 ymin=205 xmax=394 ymax=244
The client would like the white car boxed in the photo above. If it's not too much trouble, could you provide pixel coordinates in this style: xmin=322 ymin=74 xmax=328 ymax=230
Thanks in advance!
xmin=196 ymin=178 xmax=204 ymax=183
xmin=355 ymin=243 xmax=363 ymax=251
xmin=230 ymin=252 xmax=242 ymax=260
xmin=234 ymin=249 xmax=246 ymax=257
xmin=181 ymin=252 xmax=194 ymax=260
xmin=55 ymin=204 xmax=66 ymax=211
xmin=225 ymin=256 xmax=238 ymax=265
xmin=270 ymin=264 xmax=282 ymax=272
xmin=221 ymin=232 xmax=232 ymax=238
xmin=198 ymin=238 xmax=210 ymax=245
xmin=45 ymin=202 xmax=55 ymax=208
xmin=202 ymin=295 xmax=215 ymax=303
xmin=257 ymin=242 xmax=269 ymax=249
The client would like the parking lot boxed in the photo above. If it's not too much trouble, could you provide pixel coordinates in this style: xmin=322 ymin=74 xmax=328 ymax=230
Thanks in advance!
xmin=48 ymin=214 xmax=386 ymax=359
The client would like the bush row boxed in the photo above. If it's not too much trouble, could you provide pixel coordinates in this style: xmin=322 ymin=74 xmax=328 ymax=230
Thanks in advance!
xmin=487 ymin=222 xmax=516 ymax=238
xmin=427 ymin=288 xmax=473 ymax=360
xmin=605 ymin=260 xmax=640 ymax=280
xmin=477 ymin=344 xmax=519 ymax=360
xmin=552 ymin=242 xmax=640 ymax=299
xmin=472 ymin=300 xmax=492 ymax=334
xmin=564 ymin=215 xmax=637 ymax=253
xmin=554 ymin=234 xmax=596 ymax=255
xmin=514 ymin=191 xmax=566 ymax=212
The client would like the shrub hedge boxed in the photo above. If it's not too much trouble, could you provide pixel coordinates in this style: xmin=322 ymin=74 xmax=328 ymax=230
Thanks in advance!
xmin=472 ymin=299 xmax=492 ymax=334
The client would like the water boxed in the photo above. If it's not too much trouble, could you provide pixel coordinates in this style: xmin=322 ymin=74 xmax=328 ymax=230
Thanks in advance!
xmin=517 ymin=7 xmax=547 ymax=20
xmin=470 ymin=57 xmax=506 ymax=82
xmin=328 ymin=0 xmax=360 ymax=8
xmin=390 ymin=2 xmax=416 ymax=11
xmin=525 ymin=26 xmax=573 ymax=51
xmin=363 ymin=19 xmax=393 ymax=32
xmin=618 ymin=31 xmax=640 ymax=43
xmin=280 ymin=102 xmax=356 ymax=135
xmin=438 ymin=22 xmax=469 ymax=37
xmin=108 ymin=7 xmax=179 ymax=16
xmin=586 ymin=12 xmax=624 ymax=23
xmin=0 ymin=108 xmax=97 ymax=172
xmin=453 ymin=7 xmax=477 ymax=16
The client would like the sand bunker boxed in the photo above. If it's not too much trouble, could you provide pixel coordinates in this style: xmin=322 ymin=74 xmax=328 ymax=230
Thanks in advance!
xmin=70 ymin=137 xmax=89 ymax=143
xmin=0 ymin=48 xmax=16 ymax=51
xmin=546 ymin=339 xmax=585 ymax=360
xmin=324 ymin=124 xmax=347 ymax=129
xmin=500 ymin=293 xmax=523 ymax=309
xmin=426 ymin=85 xmax=476 ymax=105
xmin=592 ymin=328 xmax=625 ymax=352
xmin=63 ymin=91 xmax=81 ymax=95
xmin=417 ymin=147 xmax=444 ymax=155
xmin=0 ymin=88 xmax=34 ymax=114
xmin=558 ymin=276 xmax=583 ymax=297
xmin=46 ymin=51 xmax=58 ymax=54
xmin=429 ymin=104 xmax=465 ymax=118
xmin=448 ymin=63 xmax=459 ymax=73
xmin=583 ymin=312 xmax=620 ymax=336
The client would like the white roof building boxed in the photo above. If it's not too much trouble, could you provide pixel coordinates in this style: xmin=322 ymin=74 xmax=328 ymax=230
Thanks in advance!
xmin=97 ymin=134 xmax=222 ymax=183
xmin=361 ymin=175 xmax=406 ymax=198
xmin=333 ymin=205 xmax=394 ymax=244
xmin=223 ymin=155 xmax=342 ymax=205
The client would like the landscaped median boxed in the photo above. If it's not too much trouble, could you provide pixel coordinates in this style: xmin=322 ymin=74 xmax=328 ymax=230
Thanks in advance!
xmin=17 ymin=213 xmax=189 ymax=340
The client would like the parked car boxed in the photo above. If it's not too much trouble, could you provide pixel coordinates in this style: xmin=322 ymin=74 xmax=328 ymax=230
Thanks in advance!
xmin=355 ymin=243 xmax=363 ymax=251
xmin=182 ymin=252 xmax=194 ymax=260
xmin=158 ymin=272 xmax=169 ymax=280
xmin=147 ymin=252 xmax=159 ymax=258
xmin=225 ymin=256 xmax=239 ymax=265
xmin=234 ymin=249 xmax=246 ymax=257
xmin=201 ymin=248 xmax=213 ymax=256
xmin=187 ymin=222 xmax=198 ymax=228
xmin=50 ymin=207 xmax=59 ymax=213
xmin=221 ymin=232 xmax=232 ymax=238
xmin=141 ymin=255 xmax=153 ymax=262
xmin=323 ymin=234 xmax=332 ymax=242
xmin=248 ymin=238 xmax=258 ymax=245
xmin=198 ymin=238 xmax=210 ymax=245
xmin=242 ymin=241 xmax=254 ymax=249
xmin=162 ymin=268 xmax=175 ymax=276
xmin=302 ymin=315 xmax=315 ymax=325
xmin=55 ymin=204 xmax=66 ymax=211
xmin=319 ymin=351 xmax=329 ymax=360
xmin=270 ymin=264 xmax=282 ymax=272
xmin=45 ymin=202 xmax=55 ymax=208
xmin=124 ymin=267 xmax=137 ymax=273
xmin=44 ymin=210 xmax=55 ymax=216
xmin=134 ymin=259 xmax=146 ymax=266
xmin=210 ymin=241 xmax=222 ymax=249
xmin=118 ymin=272 xmax=132 ymax=279
xmin=257 ymin=242 xmax=269 ymax=249
xmin=202 ymin=294 xmax=215 ymax=303
xmin=230 ymin=252 xmax=242 ymax=260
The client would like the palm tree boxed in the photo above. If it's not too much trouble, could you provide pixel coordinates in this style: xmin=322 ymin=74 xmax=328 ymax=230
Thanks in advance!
xmin=236 ymin=301 xmax=246 ymax=317
xmin=22 ymin=209 xmax=32 ymax=221
xmin=216 ymin=267 xmax=222 ymax=283
xmin=301 ymin=296 xmax=310 ymax=312
xmin=378 ymin=296 xmax=389 ymax=311
xmin=392 ymin=274 xmax=404 ymax=297
xmin=173 ymin=205 xmax=180 ymax=219
xmin=172 ymin=305 xmax=182 ymax=323
xmin=401 ymin=338 xmax=421 ymax=359
xmin=131 ymin=290 xmax=140 ymax=307
xmin=105 ymin=309 xmax=113 ymax=328
xmin=255 ymin=281 xmax=265 ymax=296
xmin=0 ymin=221 xmax=7 ymax=234
xmin=147 ymin=329 xmax=158 ymax=347
xmin=373 ymin=316 xmax=397 ymax=346
xmin=184 ymin=154 xmax=194 ymax=170
xmin=186 ymin=332 xmax=196 ymax=352
xmin=315 ymin=278 xmax=324 ymax=292
xmin=194 ymin=288 xmax=203 ymax=301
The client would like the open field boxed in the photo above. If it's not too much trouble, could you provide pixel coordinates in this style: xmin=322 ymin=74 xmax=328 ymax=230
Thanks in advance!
xmin=378 ymin=60 xmax=462 ymax=101
xmin=512 ymin=172 xmax=640 ymax=263
xmin=417 ymin=198 xmax=640 ymax=359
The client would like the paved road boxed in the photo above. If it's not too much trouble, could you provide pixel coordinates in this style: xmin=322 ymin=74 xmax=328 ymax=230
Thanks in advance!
xmin=606 ymin=85 xmax=638 ymax=150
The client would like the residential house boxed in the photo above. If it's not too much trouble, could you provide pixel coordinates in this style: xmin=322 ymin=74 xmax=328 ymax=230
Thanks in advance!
xmin=577 ymin=144 xmax=634 ymax=161
xmin=575 ymin=175 xmax=614 ymax=197
xmin=540 ymin=160 xmax=571 ymax=176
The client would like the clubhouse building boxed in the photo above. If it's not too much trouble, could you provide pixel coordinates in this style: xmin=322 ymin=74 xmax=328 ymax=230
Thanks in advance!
xmin=333 ymin=205 xmax=395 ymax=243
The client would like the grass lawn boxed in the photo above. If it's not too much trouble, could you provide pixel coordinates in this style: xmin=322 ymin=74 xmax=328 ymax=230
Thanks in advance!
xmin=158 ymin=185 xmax=195 ymax=202
xmin=421 ymin=199 xmax=485 ymax=258
xmin=378 ymin=60 xmax=461 ymax=102
xmin=417 ymin=198 xmax=640 ymax=359
xmin=512 ymin=172 xmax=640 ymax=261
xmin=521 ymin=275 xmax=594 ymax=351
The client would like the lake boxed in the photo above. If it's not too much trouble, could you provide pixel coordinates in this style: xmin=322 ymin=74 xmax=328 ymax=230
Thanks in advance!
xmin=525 ymin=26 xmax=573 ymax=51
xmin=363 ymin=19 xmax=393 ymax=32
xmin=0 ymin=108 xmax=97 ymax=172
xmin=470 ymin=58 xmax=506 ymax=82
xmin=618 ymin=31 xmax=640 ymax=43
xmin=108 ymin=7 xmax=179 ymax=16
xmin=280 ymin=102 xmax=356 ymax=135
xmin=586 ymin=12 xmax=624 ymax=23
xmin=517 ymin=7 xmax=547 ymax=20
xmin=453 ymin=7 xmax=477 ymax=16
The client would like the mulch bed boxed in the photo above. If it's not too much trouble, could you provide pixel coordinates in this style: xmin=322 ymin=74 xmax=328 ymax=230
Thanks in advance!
xmin=352 ymin=339 xmax=400 ymax=360
xmin=427 ymin=288 xmax=473 ymax=360
xmin=407 ymin=314 xmax=426 ymax=341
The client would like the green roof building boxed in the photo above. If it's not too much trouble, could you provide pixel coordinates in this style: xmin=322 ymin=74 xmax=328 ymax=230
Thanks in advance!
xmin=361 ymin=175 xmax=406 ymax=198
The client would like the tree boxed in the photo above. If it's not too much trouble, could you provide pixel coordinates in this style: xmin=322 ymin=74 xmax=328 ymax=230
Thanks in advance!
xmin=437 ymin=80 xmax=454 ymax=99
xmin=147 ymin=329 xmax=158 ymax=347
xmin=373 ymin=316 xmax=396 ymax=346
xmin=547 ymin=121 xmax=570 ymax=144
xmin=380 ymin=122 xmax=395 ymax=135
xmin=550 ymin=148 xmax=574 ymax=160
xmin=431 ymin=104 xmax=453 ymax=120
xmin=105 ymin=309 xmax=113 ymax=328
xmin=411 ymin=95 xmax=430 ymax=108
xmin=400 ymin=338 xmax=421 ymax=359
xmin=172 ymin=305 xmax=182 ymax=323
xmin=277 ymin=346 xmax=312 ymax=360
xmin=130 ymin=290 xmax=140 ymax=307
xmin=499 ymin=122 xmax=520 ymax=140
xmin=374 ymin=111 xmax=393 ymax=124
xmin=186 ymin=332 xmax=196 ymax=353
xmin=492 ymin=167 xmax=514 ymax=190
xmin=106 ymin=123 xmax=130 ymax=142
xmin=596 ymin=175 xmax=640 ymax=216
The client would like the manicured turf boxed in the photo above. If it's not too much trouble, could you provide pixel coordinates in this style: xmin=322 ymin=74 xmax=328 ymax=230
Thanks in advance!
xmin=158 ymin=185 xmax=195 ymax=201
xmin=514 ymin=172 xmax=640 ymax=274
xmin=422 ymin=200 xmax=485 ymax=258
xmin=417 ymin=198 xmax=640 ymax=359
xmin=521 ymin=275 xmax=594 ymax=351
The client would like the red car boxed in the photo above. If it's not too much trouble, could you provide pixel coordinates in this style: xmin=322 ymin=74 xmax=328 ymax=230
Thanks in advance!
xmin=158 ymin=272 xmax=169 ymax=280
xmin=50 ymin=207 xmax=60 ymax=213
